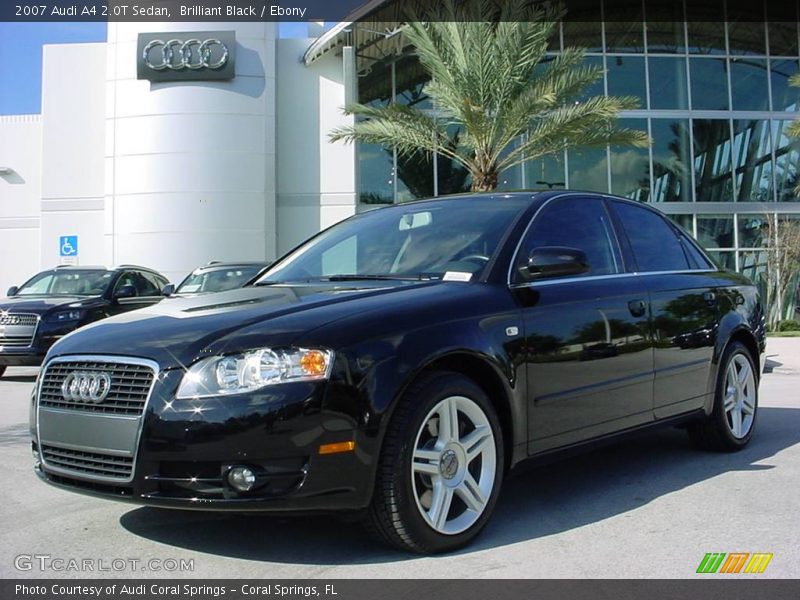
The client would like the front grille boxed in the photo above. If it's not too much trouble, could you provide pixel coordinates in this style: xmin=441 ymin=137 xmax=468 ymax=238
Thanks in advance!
xmin=41 ymin=444 xmax=134 ymax=480
xmin=39 ymin=361 xmax=155 ymax=415
xmin=0 ymin=313 xmax=37 ymax=326
xmin=46 ymin=472 xmax=133 ymax=497
xmin=0 ymin=312 xmax=37 ymax=346
xmin=0 ymin=334 xmax=34 ymax=346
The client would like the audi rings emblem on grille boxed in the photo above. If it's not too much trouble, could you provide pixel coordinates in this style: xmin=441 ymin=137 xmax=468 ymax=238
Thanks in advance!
xmin=0 ymin=312 xmax=21 ymax=325
xmin=61 ymin=372 xmax=112 ymax=403
xmin=143 ymin=38 xmax=228 ymax=71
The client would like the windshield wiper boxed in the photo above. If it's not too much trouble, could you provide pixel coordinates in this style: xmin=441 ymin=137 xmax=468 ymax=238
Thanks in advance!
xmin=320 ymin=274 xmax=425 ymax=282
xmin=254 ymin=275 xmax=431 ymax=285
xmin=252 ymin=280 xmax=287 ymax=286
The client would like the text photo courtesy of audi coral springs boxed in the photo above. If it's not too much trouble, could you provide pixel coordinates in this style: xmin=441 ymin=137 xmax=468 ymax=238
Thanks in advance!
xmin=31 ymin=193 xmax=766 ymax=553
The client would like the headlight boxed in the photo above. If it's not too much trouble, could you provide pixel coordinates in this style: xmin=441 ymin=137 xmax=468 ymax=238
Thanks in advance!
xmin=176 ymin=347 xmax=334 ymax=399
xmin=49 ymin=310 xmax=82 ymax=322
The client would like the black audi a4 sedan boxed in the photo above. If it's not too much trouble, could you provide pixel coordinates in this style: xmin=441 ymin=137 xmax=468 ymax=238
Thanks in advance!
xmin=31 ymin=192 xmax=765 ymax=553
xmin=0 ymin=265 xmax=169 ymax=378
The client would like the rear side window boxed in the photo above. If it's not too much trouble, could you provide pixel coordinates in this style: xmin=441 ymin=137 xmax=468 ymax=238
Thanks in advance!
xmin=133 ymin=271 xmax=161 ymax=296
xmin=140 ymin=271 xmax=169 ymax=294
xmin=612 ymin=202 xmax=689 ymax=272
xmin=678 ymin=232 xmax=716 ymax=270
xmin=514 ymin=196 xmax=621 ymax=282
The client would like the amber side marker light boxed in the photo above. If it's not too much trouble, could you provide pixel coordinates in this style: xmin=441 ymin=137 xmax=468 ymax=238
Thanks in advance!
xmin=319 ymin=441 xmax=356 ymax=455
xmin=300 ymin=349 xmax=328 ymax=377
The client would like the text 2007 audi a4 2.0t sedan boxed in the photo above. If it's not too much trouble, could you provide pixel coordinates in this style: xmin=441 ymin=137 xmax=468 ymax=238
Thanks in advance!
xmin=30 ymin=192 xmax=765 ymax=553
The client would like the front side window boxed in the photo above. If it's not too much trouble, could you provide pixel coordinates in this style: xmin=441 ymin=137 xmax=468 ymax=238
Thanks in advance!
xmin=513 ymin=197 xmax=621 ymax=283
xmin=612 ymin=201 xmax=690 ymax=272
xmin=113 ymin=272 xmax=138 ymax=296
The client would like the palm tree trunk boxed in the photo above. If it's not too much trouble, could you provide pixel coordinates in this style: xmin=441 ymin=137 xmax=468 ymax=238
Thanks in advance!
xmin=470 ymin=168 xmax=498 ymax=192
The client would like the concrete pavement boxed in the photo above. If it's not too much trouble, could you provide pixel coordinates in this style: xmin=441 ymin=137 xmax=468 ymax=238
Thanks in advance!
xmin=0 ymin=341 xmax=798 ymax=578
xmin=765 ymin=336 xmax=800 ymax=374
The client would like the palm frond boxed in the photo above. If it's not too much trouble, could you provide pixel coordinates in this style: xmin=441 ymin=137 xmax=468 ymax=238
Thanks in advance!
xmin=497 ymin=95 xmax=649 ymax=170
xmin=329 ymin=103 xmax=469 ymax=167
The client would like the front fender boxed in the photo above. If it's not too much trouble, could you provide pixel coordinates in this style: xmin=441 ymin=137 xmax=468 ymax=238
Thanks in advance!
xmin=327 ymin=312 xmax=525 ymax=495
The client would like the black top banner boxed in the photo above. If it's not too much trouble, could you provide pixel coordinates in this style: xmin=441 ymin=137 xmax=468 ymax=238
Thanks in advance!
xmin=1 ymin=0 xmax=798 ymax=23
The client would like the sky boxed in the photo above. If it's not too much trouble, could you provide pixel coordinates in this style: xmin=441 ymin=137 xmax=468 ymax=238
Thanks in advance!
xmin=0 ymin=22 xmax=313 ymax=115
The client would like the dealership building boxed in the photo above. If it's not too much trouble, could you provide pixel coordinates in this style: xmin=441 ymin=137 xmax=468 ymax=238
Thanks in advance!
xmin=1 ymin=0 xmax=799 ymax=290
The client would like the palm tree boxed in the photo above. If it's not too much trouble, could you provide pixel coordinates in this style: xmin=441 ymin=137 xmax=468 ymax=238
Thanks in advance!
xmin=330 ymin=0 xmax=650 ymax=193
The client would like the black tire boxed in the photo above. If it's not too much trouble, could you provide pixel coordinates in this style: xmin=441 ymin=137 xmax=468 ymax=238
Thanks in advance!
xmin=365 ymin=371 xmax=504 ymax=553
xmin=0 ymin=366 xmax=5 ymax=378
xmin=688 ymin=341 xmax=758 ymax=452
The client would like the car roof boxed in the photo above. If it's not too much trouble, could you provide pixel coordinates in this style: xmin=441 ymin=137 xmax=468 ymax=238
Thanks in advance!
xmin=371 ymin=191 xmax=679 ymax=229
xmin=50 ymin=264 xmax=166 ymax=276
xmin=369 ymin=190 xmax=661 ymax=212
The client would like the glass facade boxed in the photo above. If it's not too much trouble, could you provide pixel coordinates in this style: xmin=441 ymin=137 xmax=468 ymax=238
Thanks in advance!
xmin=352 ymin=0 xmax=800 ymax=273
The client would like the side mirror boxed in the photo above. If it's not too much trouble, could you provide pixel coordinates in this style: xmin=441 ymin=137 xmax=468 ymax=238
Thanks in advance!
xmin=113 ymin=284 xmax=137 ymax=300
xmin=6 ymin=286 xmax=18 ymax=297
xmin=524 ymin=246 xmax=589 ymax=280
xmin=161 ymin=283 xmax=175 ymax=297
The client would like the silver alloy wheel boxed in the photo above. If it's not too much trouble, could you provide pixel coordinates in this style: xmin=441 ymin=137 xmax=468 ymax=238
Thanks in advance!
xmin=723 ymin=353 xmax=757 ymax=439
xmin=411 ymin=395 xmax=497 ymax=535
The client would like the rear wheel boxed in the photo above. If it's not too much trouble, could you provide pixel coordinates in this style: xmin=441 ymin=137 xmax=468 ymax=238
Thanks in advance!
xmin=688 ymin=341 xmax=758 ymax=452
xmin=0 ymin=366 xmax=6 ymax=378
xmin=366 ymin=371 xmax=504 ymax=553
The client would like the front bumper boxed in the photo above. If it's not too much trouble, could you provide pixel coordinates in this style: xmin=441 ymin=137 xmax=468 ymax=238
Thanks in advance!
xmin=0 ymin=348 xmax=44 ymax=366
xmin=33 ymin=364 xmax=377 ymax=513
xmin=0 ymin=332 xmax=66 ymax=367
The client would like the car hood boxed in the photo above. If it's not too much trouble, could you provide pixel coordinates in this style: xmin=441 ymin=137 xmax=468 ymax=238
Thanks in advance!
xmin=47 ymin=281 xmax=440 ymax=368
xmin=0 ymin=296 xmax=96 ymax=315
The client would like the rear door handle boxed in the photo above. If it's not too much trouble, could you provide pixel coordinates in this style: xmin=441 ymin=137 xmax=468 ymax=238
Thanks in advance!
xmin=703 ymin=291 xmax=717 ymax=305
xmin=628 ymin=299 xmax=647 ymax=317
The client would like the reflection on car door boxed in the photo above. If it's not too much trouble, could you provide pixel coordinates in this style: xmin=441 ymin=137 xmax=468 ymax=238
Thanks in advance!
xmin=609 ymin=201 xmax=720 ymax=419
xmin=513 ymin=196 xmax=655 ymax=455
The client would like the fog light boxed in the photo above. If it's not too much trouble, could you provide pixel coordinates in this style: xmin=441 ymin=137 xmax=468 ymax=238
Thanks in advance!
xmin=227 ymin=466 xmax=256 ymax=492
xmin=32 ymin=445 xmax=41 ymax=469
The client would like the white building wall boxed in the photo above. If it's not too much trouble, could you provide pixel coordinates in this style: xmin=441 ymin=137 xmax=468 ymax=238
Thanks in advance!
xmin=40 ymin=43 xmax=107 ymax=270
xmin=2 ymin=30 xmax=348 ymax=289
xmin=276 ymin=38 xmax=355 ymax=255
xmin=105 ymin=22 xmax=277 ymax=284
xmin=0 ymin=115 xmax=42 ymax=293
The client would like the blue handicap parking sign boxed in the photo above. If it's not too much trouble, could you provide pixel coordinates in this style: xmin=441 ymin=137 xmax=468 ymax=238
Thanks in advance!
xmin=60 ymin=235 xmax=78 ymax=256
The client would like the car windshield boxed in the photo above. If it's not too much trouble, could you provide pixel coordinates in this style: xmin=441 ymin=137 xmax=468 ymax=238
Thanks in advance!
xmin=177 ymin=266 xmax=263 ymax=294
xmin=257 ymin=197 xmax=529 ymax=284
xmin=16 ymin=270 xmax=113 ymax=296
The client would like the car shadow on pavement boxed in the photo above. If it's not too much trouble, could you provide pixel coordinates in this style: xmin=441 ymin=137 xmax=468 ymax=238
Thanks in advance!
xmin=120 ymin=406 xmax=800 ymax=564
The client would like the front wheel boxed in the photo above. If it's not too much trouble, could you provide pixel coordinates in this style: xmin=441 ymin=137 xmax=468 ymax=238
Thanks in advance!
xmin=0 ymin=366 xmax=6 ymax=379
xmin=366 ymin=372 xmax=504 ymax=553
xmin=688 ymin=341 xmax=758 ymax=452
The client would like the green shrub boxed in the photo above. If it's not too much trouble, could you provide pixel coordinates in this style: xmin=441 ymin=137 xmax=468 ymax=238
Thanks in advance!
xmin=777 ymin=320 xmax=800 ymax=332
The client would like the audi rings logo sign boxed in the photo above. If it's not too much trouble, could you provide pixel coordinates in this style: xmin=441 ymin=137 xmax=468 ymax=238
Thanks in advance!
xmin=144 ymin=39 xmax=228 ymax=71
xmin=61 ymin=372 xmax=112 ymax=404
xmin=137 ymin=31 xmax=235 ymax=82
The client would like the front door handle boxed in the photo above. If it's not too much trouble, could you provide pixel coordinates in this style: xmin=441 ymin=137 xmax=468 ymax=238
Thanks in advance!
xmin=703 ymin=291 xmax=717 ymax=305
xmin=628 ymin=299 xmax=647 ymax=317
